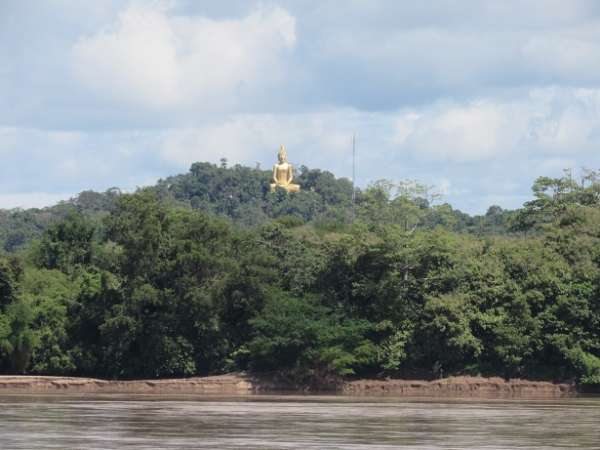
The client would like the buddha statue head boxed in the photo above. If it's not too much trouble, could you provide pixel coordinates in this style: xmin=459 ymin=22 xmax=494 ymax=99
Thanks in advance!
xmin=277 ymin=145 xmax=288 ymax=164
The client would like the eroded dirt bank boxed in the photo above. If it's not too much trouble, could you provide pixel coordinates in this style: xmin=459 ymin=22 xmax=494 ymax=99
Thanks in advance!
xmin=0 ymin=374 xmax=576 ymax=398
xmin=342 ymin=376 xmax=576 ymax=398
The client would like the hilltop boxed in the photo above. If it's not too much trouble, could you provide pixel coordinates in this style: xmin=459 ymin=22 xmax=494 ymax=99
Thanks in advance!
xmin=0 ymin=161 xmax=512 ymax=253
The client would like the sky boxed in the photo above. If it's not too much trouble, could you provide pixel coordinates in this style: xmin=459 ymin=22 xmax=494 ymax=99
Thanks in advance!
xmin=1 ymin=0 xmax=600 ymax=213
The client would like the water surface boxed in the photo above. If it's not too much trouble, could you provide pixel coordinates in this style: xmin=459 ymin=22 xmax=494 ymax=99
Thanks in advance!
xmin=0 ymin=395 xmax=598 ymax=449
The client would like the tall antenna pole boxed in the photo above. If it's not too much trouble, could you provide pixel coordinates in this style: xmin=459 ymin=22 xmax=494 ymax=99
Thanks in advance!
xmin=352 ymin=133 xmax=356 ymax=221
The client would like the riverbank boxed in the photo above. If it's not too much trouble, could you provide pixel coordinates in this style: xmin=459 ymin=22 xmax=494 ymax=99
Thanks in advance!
xmin=0 ymin=374 xmax=576 ymax=398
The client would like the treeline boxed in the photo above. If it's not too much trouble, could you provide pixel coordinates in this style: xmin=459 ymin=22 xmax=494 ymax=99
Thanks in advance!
xmin=0 ymin=164 xmax=599 ymax=385
xmin=0 ymin=162 xmax=511 ymax=253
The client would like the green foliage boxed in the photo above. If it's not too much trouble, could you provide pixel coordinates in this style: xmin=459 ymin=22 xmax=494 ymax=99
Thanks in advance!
xmin=0 ymin=256 xmax=37 ymax=373
xmin=246 ymin=291 xmax=373 ymax=382
xmin=5 ymin=299 xmax=38 ymax=373
xmin=0 ymin=163 xmax=599 ymax=387
xmin=417 ymin=293 xmax=482 ymax=374
xmin=21 ymin=268 xmax=79 ymax=374
xmin=156 ymin=162 xmax=354 ymax=227
xmin=513 ymin=169 xmax=600 ymax=232
xmin=375 ymin=320 xmax=412 ymax=371
xmin=34 ymin=212 xmax=95 ymax=273
xmin=0 ymin=163 xmax=518 ymax=254
xmin=0 ymin=188 xmax=118 ymax=253
xmin=568 ymin=348 xmax=600 ymax=385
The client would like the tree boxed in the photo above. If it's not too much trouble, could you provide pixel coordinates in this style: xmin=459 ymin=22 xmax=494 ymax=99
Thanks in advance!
xmin=246 ymin=291 xmax=374 ymax=384
xmin=34 ymin=212 xmax=95 ymax=273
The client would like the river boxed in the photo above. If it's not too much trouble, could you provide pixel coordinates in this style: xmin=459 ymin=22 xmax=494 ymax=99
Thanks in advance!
xmin=0 ymin=395 xmax=598 ymax=449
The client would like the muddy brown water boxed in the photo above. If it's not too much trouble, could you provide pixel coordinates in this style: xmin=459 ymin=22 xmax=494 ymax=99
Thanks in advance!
xmin=0 ymin=395 xmax=599 ymax=449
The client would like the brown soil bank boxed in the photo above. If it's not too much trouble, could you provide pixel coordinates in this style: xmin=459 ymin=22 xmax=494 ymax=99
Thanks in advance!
xmin=342 ymin=376 xmax=576 ymax=398
xmin=0 ymin=374 xmax=576 ymax=398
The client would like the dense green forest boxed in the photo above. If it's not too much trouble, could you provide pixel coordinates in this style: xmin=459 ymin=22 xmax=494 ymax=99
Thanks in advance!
xmin=0 ymin=162 xmax=599 ymax=387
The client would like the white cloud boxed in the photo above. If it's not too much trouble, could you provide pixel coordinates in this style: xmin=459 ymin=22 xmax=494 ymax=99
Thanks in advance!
xmin=0 ymin=126 xmax=160 ymax=194
xmin=4 ymin=1 xmax=600 ymax=215
xmin=390 ymin=87 xmax=600 ymax=163
xmin=159 ymin=111 xmax=361 ymax=172
xmin=537 ymin=157 xmax=577 ymax=174
xmin=71 ymin=3 xmax=296 ymax=109
xmin=526 ymin=88 xmax=600 ymax=154
xmin=522 ymin=30 xmax=600 ymax=82
xmin=391 ymin=101 xmax=521 ymax=163
xmin=3 ymin=87 xmax=600 ymax=214
xmin=437 ymin=178 xmax=452 ymax=196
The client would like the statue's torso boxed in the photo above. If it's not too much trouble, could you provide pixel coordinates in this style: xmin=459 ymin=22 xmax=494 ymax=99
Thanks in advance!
xmin=274 ymin=163 xmax=291 ymax=184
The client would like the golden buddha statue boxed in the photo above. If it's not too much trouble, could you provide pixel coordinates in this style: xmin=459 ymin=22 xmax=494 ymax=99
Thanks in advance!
xmin=270 ymin=145 xmax=300 ymax=193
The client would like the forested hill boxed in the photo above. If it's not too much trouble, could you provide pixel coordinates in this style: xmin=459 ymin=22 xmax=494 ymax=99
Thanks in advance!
xmin=1 ymin=163 xmax=600 ymax=387
xmin=0 ymin=161 xmax=511 ymax=253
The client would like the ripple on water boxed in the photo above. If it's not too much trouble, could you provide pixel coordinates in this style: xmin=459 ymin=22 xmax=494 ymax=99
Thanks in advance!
xmin=0 ymin=396 xmax=599 ymax=449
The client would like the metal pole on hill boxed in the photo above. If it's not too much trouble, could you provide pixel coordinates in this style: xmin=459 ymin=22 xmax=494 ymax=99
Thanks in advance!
xmin=352 ymin=133 xmax=356 ymax=222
